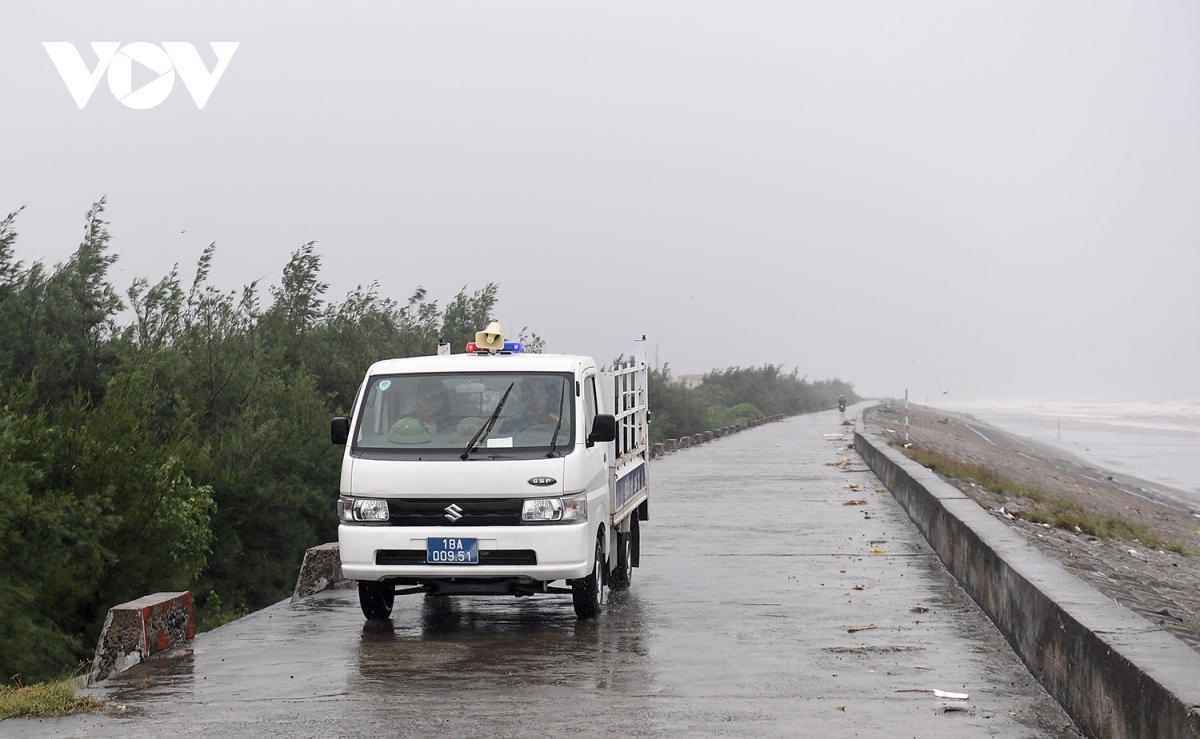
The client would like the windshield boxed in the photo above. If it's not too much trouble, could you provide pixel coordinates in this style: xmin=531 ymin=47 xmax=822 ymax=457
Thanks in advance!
xmin=353 ymin=371 xmax=574 ymax=456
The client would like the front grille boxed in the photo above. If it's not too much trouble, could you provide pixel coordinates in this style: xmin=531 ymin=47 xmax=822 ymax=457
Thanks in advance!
xmin=385 ymin=498 xmax=524 ymax=527
xmin=376 ymin=549 xmax=538 ymax=566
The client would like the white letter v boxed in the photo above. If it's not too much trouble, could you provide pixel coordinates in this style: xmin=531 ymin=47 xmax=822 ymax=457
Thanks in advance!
xmin=164 ymin=42 xmax=240 ymax=109
xmin=43 ymin=42 xmax=120 ymax=109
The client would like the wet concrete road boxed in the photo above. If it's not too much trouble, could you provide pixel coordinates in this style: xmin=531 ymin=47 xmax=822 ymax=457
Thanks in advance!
xmin=8 ymin=410 xmax=1079 ymax=738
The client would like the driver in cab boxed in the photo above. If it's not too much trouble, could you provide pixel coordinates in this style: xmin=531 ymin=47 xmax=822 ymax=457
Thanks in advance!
xmin=499 ymin=377 xmax=561 ymax=435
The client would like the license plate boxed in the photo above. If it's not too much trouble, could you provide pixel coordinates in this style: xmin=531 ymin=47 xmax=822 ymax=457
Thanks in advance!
xmin=426 ymin=537 xmax=478 ymax=564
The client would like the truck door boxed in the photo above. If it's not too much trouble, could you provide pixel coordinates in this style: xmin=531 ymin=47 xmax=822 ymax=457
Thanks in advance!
xmin=582 ymin=372 xmax=609 ymax=507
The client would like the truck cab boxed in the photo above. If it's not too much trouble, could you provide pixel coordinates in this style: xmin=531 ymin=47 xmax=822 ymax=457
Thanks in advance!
xmin=332 ymin=330 xmax=649 ymax=620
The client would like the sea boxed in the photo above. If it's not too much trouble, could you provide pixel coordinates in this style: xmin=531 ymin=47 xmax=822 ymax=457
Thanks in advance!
xmin=937 ymin=400 xmax=1200 ymax=506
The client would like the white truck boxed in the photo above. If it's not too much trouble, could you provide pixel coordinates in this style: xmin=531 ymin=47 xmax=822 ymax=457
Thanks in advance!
xmin=331 ymin=328 xmax=650 ymax=620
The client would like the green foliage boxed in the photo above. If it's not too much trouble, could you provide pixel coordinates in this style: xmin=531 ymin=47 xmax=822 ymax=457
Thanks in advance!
xmin=0 ymin=202 xmax=518 ymax=685
xmin=0 ymin=675 xmax=102 ymax=719
xmin=706 ymin=402 xmax=764 ymax=431
xmin=0 ymin=376 xmax=215 ymax=684
xmin=646 ymin=365 xmax=708 ymax=444
xmin=646 ymin=364 xmax=860 ymax=444
xmin=193 ymin=590 xmax=248 ymax=633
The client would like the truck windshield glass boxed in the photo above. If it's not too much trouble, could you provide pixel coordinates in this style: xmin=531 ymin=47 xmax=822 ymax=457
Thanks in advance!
xmin=354 ymin=372 xmax=575 ymax=455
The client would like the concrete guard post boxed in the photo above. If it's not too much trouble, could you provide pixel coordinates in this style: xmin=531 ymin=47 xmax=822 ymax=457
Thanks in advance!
xmin=292 ymin=541 xmax=351 ymax=602
xmin=88 ymin=592 xmax=194 ymax=685
xmin=855 ymin=430 xmax=1200 ymax=739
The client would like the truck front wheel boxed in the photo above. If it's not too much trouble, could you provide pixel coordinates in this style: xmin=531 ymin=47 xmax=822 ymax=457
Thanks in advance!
xmin=359 ymin=581 xmax=395 ymax=620
xmin=572 ymin=537 xmax=606 ymax=619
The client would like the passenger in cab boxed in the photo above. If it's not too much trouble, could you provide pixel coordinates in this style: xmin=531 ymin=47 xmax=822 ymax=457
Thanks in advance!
xmin=412 ymin=377 xmax=452 ymax=435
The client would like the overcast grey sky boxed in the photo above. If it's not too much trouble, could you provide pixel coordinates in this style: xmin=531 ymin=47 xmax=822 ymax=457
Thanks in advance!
xmin=3 ymin=1 xmax=1197 ymax=402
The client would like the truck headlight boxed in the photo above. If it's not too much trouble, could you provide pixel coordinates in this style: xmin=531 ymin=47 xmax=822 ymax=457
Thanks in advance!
xmin=521 ymin=493 xmax=587 ymax=523
xmin=339 ymin=497 xmax=390 ymax=523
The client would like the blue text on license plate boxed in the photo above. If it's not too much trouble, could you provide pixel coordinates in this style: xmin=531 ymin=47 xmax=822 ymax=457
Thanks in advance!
xmin=427 ymin=537 xmax=478 ymax=564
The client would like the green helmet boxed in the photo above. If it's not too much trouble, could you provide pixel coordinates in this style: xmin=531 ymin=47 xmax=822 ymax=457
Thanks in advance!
xmin=389 ymin=417 xmax=431 ymax=444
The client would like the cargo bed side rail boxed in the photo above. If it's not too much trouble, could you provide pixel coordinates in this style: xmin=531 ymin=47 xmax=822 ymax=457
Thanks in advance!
xmin=608 ymin=338 xmax=648 ymax=467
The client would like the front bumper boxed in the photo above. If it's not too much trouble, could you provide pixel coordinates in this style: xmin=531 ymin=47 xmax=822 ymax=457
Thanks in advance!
xmin=338 ymin=522 xmax=594 ymax=582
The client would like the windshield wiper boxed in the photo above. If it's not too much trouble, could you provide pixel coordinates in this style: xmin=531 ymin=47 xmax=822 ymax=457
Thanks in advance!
xmin=461 ymin=383 xmax=514 ymax=460
xmin=546 ymin=379 xmax=566 ymax=458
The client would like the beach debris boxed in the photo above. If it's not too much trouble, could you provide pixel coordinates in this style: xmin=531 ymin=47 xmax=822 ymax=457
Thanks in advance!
xmin=911 ymin=605 xmax=930 ymax=613
xmin=897 ymin=691 xmax=969 ymax=700
xmin=875 ymin=487 xmax=887 ymax=493
xmin=937 ymin=418 xmax=949 ymax=424
xmin=847 ymin=624 xmax=876 ymax=633
xmin=844 ymin=499 xmax=866 ymax=506
xmin=895 ymin=688 xmax=969 ymax=700
xmin=852 ymin=584 xmax=866 ymax=591
xmin=835 ymin=705 xmax=846 ymax=711
xmin=997 ymin=507 xmax=1014 ymax=520
xmin=869 ymin=546 xmax=886 ymax=554
xmin=843 ymin=482 xmax=860 ymax=489
xmin=824 ymin=434 xmax=845 ymax=439
xmin=1155 ymin=609 xmax=1184 ymax=623
xmin=841 ymin=418 xmax=854 ymax=426
xmin=934 ymin=690 xmax=969 ymax=700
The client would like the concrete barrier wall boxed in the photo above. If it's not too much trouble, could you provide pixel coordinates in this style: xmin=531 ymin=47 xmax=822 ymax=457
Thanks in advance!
xmin=855 ymin=430 xmax=1200 ymax=739
xmin=654 ymin=414 xmax=786 ymax=458
xmin=292 ymin=541 xmax=351 ymax=602
xmin=88 ymin=592 xmax=194 ymax=685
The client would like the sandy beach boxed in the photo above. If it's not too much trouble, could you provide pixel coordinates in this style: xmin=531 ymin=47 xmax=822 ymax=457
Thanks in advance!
xmin=864 ymin=402 xmax=1200 ymax=654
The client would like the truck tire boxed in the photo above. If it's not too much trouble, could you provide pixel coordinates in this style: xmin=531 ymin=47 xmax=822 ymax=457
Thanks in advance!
xmin=572 ymin=537 xmax=605 ymax=619
xmin=359 ymin=581 xmax=394 ymax=620
xmin=610 ymin=525 xmax=633 ymax=591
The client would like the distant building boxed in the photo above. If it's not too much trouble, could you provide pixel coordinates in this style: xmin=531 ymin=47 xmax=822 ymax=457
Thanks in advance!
xmin=679 ymin=374 xmax=704 ymax=389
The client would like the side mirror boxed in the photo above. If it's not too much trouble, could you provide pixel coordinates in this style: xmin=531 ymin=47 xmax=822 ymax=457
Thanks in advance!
xmin=331 ymin=417 xmax=350 ymax=445
xmin=588 ymin=414 xmax=616 ymax=446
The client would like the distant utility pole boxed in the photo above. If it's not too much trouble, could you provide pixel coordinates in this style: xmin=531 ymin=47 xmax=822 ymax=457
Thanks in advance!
xmin=905 ymin=389 xmax=909 ymax=443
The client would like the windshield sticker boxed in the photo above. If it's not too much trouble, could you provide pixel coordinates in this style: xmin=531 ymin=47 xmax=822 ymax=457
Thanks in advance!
xmin=378 ymin=380 xmax=391 ymax=391
xmin=487 ymin=437 xmax=514 ymax=448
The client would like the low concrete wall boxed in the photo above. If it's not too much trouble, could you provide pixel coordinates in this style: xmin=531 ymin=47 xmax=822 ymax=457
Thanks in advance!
xmin=855 ymin=430 xmax=1200 ymax=739
xmin=88 ymin=591 xmax=194 ymax=685
xmin=658 ymin=415 xmax=786 ymax=456
xmin=292 ymin=542 xmax=352 ymax=602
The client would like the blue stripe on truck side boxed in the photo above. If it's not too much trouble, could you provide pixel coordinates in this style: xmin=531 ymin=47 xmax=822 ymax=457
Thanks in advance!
xmin=615 ymin=462 xmax=647 ymax=511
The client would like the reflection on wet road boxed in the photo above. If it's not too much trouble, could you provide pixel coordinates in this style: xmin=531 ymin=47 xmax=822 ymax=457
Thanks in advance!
xmin=6 ymin=410 xmax=1079 ymax=738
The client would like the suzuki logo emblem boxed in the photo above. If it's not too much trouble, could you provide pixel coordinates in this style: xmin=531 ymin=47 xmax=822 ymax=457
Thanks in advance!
xmin=443 ymin=504 xmax=463 ymax=522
